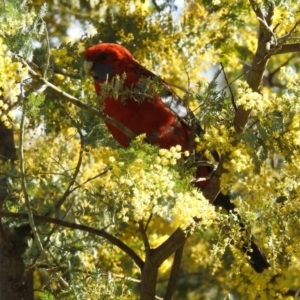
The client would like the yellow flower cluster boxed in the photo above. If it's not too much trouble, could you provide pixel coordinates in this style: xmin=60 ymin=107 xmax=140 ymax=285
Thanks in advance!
xmin=0 ymin=38 xmax=28 ymax=128
xmin=235 ymin=81 xmax=282 ymax=123
xmin=171 ymin=189 xmax=216 ymax=230
xmin=235 ymin=80 xmax=263 ymax=111
xmin=278 ymin=66 xmax=300 ymax=95
xmin=0 ymin=10 xmax=35 ymax=36
xmin=226 ymin=145 xmax=254 ymax=173
xmin=95 ymin=141 xmax=216 ymax=230
xmin=284 ymin=114 xmax=300 ymax=146
xmin=51 ymin=48 xmax=80 ymax=93
xmin=273 ymin=6 xmax=299 ymax=37
xmin=51 ymin=48 xmax=73 ymax=65
xmin=276 ymin=67 xmax=300 ymax=147
xmin=201 ymin=125 xmax=234 ymax=155
xmin=157 ymin=145 xmax=183 ymax=166
xmin=112 ymin=156 xmax=177 ymax=222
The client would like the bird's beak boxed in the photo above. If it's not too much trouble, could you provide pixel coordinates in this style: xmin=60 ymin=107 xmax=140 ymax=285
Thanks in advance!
xmin=84 ymin=60 xmax=94 ymax=75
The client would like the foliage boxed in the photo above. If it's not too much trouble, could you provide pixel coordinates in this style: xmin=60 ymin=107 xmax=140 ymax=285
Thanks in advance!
xmin=0 ymin=0 xmax=300 ymax=299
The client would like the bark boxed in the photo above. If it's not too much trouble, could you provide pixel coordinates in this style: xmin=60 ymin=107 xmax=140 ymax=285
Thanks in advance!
xmin=140 ymin=228 xmax=187 ymax=299
xmin=140 ymin=251 xmax=159 ymax=300
xmin=0 ymin=121 xmax=33 ymax=300
xmin=164 ymin=244 xmax=184 ymax=300
xmin=0 ymin=225 xmax=33 ymax=300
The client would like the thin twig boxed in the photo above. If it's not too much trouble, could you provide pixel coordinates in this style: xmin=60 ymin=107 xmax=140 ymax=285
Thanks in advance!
xmin=19 ymin=79 xmax=70 ymax=287
xmin=71 ymin=168 xmax=110 ymax=193
xmin=151 ymin=0 xmax=165 ymax=12
xmin=249 ymin=0 xmax=264 ymax=19
xmin=144 ymin=214 xmax=152 ymax=232
xmin=266 ymin=54 xmax=296 ymax=86
xmin=19 ymin=105 xmax=69 ymax=288
xmin=139 ymin=221 xmax=150 ymax=251
xmin=19 ymin=108 xmax=42 ymax=250
xmin=53 ymin=109 xmax=85 ymax=211
xmin=220 ymin=63 xmax=237 ymax=112
xmin=100 ymin=272 xmax=141 ymax=283
xmin=42 ymin=21 xmax=51 ymax=78
xmin=276 ymin=19 xmax=300 ymax=46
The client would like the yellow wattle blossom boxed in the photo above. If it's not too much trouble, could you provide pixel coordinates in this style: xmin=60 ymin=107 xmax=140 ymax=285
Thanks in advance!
xmin=0 ymin=38 xmax=28 ymax=128
xmin=86 ymin=139 xmax=217 ymax=230
xmin=235 ymin=80 xmax=263 ymax=111
xmin=201 ymin=124 xmax=234 ymax=155
xmin=158 ymin=145 xmax=182 ymax=163
xmin=171 ymin=190 xmax=216 ymax=230
xmin=229 ymin=146 xmax=254 ymax=173
xmin=0 ymin=10 xmax=35 ymax=36
xmin=51 ymin=48 xmax=73 ymax=64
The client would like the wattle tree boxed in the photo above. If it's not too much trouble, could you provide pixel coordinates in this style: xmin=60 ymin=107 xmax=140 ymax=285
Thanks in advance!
xmin=0 ymin=1 xmax=300 ymax=299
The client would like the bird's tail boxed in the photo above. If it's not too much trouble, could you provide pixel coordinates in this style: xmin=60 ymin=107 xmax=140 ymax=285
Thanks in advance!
xmin=195 ymin=165 xmax=270 ymax=273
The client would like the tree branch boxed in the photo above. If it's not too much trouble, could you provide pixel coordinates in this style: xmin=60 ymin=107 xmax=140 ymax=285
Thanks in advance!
xmin=164 ymin=243 xmax=184 ymax=300
xmin=141 ymin=251 xmax=159 ymax=300
xmin=234 ymin=1 xmax=274 ymax=131
xmin=139 ymin=221 xmax=150 ymax=251
xmin=0 ymin=211 xmax=144 ymax=270
xmin=151 ymin=228 xmax=186 ymax=267
xmin=272 ymin=43 xmax=300 ymax=55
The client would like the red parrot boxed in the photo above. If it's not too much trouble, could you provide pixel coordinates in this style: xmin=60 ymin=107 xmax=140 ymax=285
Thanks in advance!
xmin=84 ymin=43 xmax=199 ymax=151
xmin=84 ymin=43 xmax=269 ymax=273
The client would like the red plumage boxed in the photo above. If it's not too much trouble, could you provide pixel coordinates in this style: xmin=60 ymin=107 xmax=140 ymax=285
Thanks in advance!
xmin=84 ymin=43 xmax=195 ymax=151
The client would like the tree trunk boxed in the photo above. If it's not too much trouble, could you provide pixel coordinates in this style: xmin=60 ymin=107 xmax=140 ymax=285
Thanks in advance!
xmin=0 ymin=121 xmax=33 ymax=300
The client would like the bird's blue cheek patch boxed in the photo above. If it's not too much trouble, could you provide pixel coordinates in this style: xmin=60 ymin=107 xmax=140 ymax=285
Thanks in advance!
xmin=93 ymin=64 xmax=114 ymax=82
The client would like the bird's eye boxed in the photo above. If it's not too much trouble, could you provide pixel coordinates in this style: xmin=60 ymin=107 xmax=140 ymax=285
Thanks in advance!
xmin=98 ymin=52 xmax=109 ymax=61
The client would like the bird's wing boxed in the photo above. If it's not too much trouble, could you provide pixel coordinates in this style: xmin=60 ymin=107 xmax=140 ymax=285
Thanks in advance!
xmin=134 ymin=63 xmax=203 ymax=135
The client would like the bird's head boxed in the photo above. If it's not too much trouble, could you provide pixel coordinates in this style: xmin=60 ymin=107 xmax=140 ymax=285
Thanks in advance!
xmin=84 ymin=43 xmax=134 ymax=82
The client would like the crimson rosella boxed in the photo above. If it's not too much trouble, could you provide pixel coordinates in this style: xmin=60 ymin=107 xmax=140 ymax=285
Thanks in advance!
xmin=84 ymin=43 xmax=270 ymax=273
